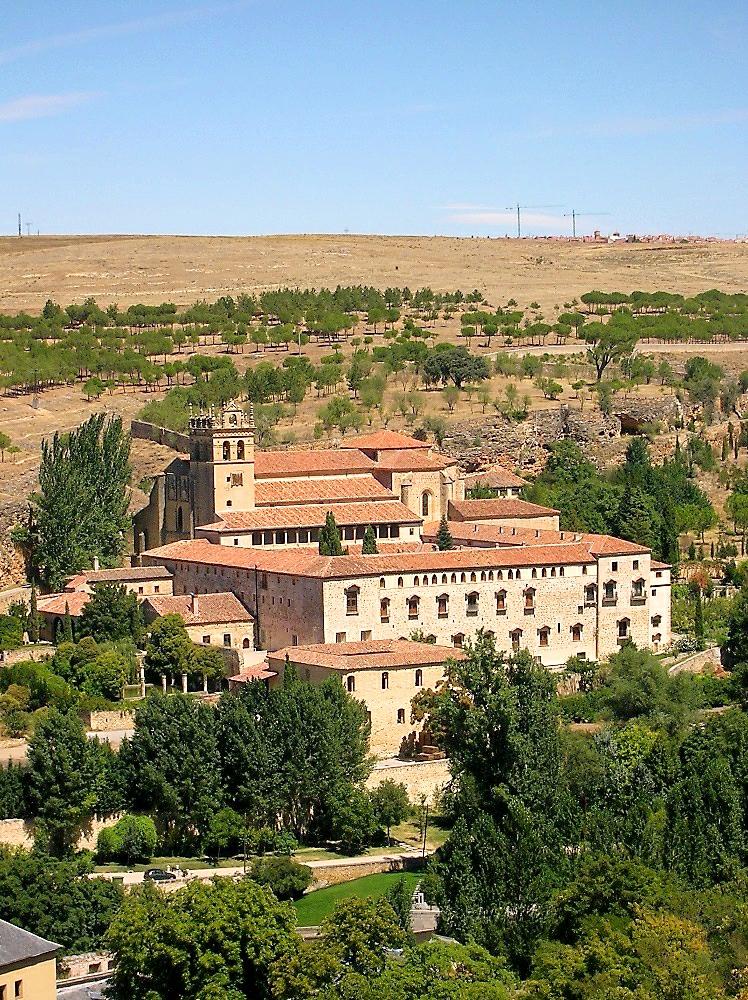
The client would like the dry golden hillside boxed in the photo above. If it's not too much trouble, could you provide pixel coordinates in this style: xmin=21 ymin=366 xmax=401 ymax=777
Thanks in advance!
xmin=1 ymin=234 xmax=748 ymax=313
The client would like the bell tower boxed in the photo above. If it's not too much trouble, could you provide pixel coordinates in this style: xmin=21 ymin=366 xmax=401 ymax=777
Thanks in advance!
xmin=189 ymin=399 xmax=256 ymax=527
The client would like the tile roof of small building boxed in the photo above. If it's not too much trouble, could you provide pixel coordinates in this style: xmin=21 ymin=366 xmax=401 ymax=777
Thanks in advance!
xmin=228 ymin=663 xmax=277 ymax=683
xmin=199 ymin=501 xmax=421 ymax=533
xmin=254 ymin=449 xmax=376 ymax=478
xmin=651 ymin=559 xmax=672 ymax=570
xmin=342 ymin=430 xmax=431 ymax=451
xmin=255 ymin=476 xmax=394 ymax=506
xmin=421 ymin=522 xmax=653 ymax=559
xmin=141 ymin=592 xmax=253 ymax=624
xmin=581 ymin=533 xmax=651 ymax=556
xmin=371 ymin=450 xmax=457 ymax=471
xmin=0 ymin=919 xmax=59 ymax=968
xmin=144 ymin=538 xmax=596 ymax=579
xmin=37 ymin=592 xmax=90 ymax=616
xmin=269 ymin=638 xmax=466 ymax=671
xmin=448 ymin=498 xmax=559 ymax=520
xmin=83 ymin=566 xmax=173 ymax=583
xmin=463 ymin=465 xmax=527 ymax=489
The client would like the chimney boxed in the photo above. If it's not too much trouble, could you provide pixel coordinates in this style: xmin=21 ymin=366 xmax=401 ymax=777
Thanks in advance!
xmin=93 ymin=555 xmax=100 ymax=572
xmin=191 ymin=593 xmax=199 ymax=617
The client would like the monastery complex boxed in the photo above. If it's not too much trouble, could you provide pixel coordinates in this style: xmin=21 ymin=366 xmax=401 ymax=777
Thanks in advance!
xmin=41 ymin=400 xmax=672 ymax=757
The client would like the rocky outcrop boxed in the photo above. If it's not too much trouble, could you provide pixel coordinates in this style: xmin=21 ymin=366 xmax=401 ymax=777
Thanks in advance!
xmin=615 ymin=394 xmax=682 ymax=433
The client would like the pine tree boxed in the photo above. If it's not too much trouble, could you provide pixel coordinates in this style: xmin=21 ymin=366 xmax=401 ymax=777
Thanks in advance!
xmin=436 ymin=515 xmax=453 ymax=551
xmin=62 ymin=601 xmax=74 ymax=643
xmin=318 ymin=511 xmax=345 ymax=556
xmin=29 ymin=583 xmax=39 ymax=644
xmin=361 ymin=525 xmax=378 ymax=555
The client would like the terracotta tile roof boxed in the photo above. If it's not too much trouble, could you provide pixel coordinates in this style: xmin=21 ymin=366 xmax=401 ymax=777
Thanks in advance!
xmin=449 ymin=498 xmax=559 ymax=521
xmin=269 ymin=639 xmax=466 ymax=672
xmin=342 ymin=430 xmax=431 ymax=451
xmin=254 ymin=449 xmax=375 ymax=478
xmin=581 ymin=534 xmax=650 ymax=557
xmin=38 ymin=592 xmax=90 ymax=616
xmin=651 ymin=560 xmax=672 ymax=570
xmin=84 ymin=566 xmax=173 ymax=584
xmin=228 ymin=664 xmax=277 ymax=683
xmin=372 ymin=450 xmax=457 ymax=471
xmin=463 ymin=465 xmax=527 ymax=489
xmin=144 ymin=538 xmax=596 ymax=579
xmin=199 ymin=501 xmax=421 ymax=533
xmin=422 ymin=520 xmax=566 ymax=547
xmin=255 ymin=476 xmax=394 ymax=506
xmin=141 ymin=592 xmax=253 ymax=624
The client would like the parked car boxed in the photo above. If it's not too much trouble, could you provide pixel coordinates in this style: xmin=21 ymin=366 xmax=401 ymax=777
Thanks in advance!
xmin=144 ymin=867 xmax=177 ymax=882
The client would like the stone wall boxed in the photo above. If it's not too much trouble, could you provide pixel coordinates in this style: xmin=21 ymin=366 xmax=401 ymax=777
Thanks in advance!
xmin=0 ymin=814 xmax=120 ymax=852
xmin=307 ymin=853 xmax=423 ymax=889
xmin=131 ymin=420 xmax=190 ymax=454
xmin=85 ymin=709 xmax=135 ymax=733
xmin=366 ymin=758 xmax=451 ymax=803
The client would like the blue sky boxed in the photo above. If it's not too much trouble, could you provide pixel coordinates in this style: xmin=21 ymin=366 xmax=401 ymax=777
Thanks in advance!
xmin=2 ymin=1 xmax=747 ymax=237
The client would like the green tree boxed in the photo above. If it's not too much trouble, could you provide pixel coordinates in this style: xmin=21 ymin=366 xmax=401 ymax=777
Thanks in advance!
xmin=361 ymin=525 xmax=378 ymax=555
xmin=582 ymin=321 xmax=638 ymax=380
xmin=436 ymin=515 xmax=453 ymax=550
xmin=249 ymin=855 xmax=312 ymax=900
xmin=321 ymin=897 xmax=407 ymax=977
xmin=370 ymin=779 xmax=410 ymax=845
xmin=15 ymin=414 xmax=131 ymax=590
xmin=78 ymin=583 xmax=144 ymax=644
xmin=106 ymin=877 xmax=298 ymax=1000
xmin=319 ymin=511 xmax=346 ymax=556
xmin=97 ymin=814 xmax=158 ymax=865
xmin=144 ymin=613 xmax=193 ymax=689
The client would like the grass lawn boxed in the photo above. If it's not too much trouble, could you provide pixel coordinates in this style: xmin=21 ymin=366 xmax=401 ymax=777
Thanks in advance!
xmin=293 ymin=871 xmax=421 ymax=926
xmin=389 ymin=814 xmax=451 ymax=852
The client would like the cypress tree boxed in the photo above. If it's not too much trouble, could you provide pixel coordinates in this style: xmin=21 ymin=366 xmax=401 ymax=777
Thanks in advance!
xmin=436 ymin=515 xmax=453 ymax=551
xmin=361 ymin=525 xmax=378 ymax=555
xmin=29 ymin=583 xmax=39 ymax=644
xmin=722 ymin=436 xmax=729 ymax=461
xmin=63 ymin=601 xmax=74 ymax=643
xmin=318 ymin=512 xmax=345 ymax=556
xmin=694 ymin=586 xmax=705 ymax=651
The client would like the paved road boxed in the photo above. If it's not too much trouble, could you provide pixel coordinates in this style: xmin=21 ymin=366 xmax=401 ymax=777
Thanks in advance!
xmin=489 ymin=339 xmax=748 ymax=358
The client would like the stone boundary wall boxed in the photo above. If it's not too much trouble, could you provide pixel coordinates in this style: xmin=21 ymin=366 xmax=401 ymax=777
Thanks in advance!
xmin=85 ymin=709 xmax=135 ymax=732
xmin=0 ymin=814 xmax=120 ymax=852
xmin=131 ymin=420 xmax=190 ymax=454
xmin=366 ymin=758 xmax=451 ymax=803
xmin=0 ymin=643 xmax=53 ymax=666
xmin=307 ymin=852 xmax=424 ymax=889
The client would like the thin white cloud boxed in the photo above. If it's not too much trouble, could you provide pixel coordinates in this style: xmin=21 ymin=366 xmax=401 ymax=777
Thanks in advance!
xmin=447 ymin=209 xmax=564 ymax=228
xmin=0 ymin=92 xmax=100 ymax=123
xmin=0 ymin=1 xmax=252 ymax=65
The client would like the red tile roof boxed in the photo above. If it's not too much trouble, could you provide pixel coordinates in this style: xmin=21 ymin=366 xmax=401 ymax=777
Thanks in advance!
xmin=372 ymin=450 xmax=457 ymax=472
xmin=254 ymin=449 xmax=375 ymax=478
xmin=141 ymin=592 xmax=253 ymax=624
xmin=449 ymin=498 xmax=559 ymax=521
xmin=86 ymin=566 xmax=173 ymax=583
xmin=269 ymin=639 xmax=466 ymax=671
xmin=255 ymin=476 xmax=394 ymax=506
xmin=342 ymin=430 xmax=431 ymax=451
xmin=651 ymin=560 xmax=672 ymax=570
xmin=144 ymin=538 xmax=596 ymax=579
xmin=463 ymin=466 xmax=527 ymax=489
xmin=581 ymin=534 xmax=650 ymax=557
xmin=38 ymin=592 xmax=90 ymax=616
xmin=422 ymin=520 xmax=565 ymax=547
xmin=199 ymin=501 xmax=421 ymax=533
xmin=228 ymin=663 xmax=277 ymax=683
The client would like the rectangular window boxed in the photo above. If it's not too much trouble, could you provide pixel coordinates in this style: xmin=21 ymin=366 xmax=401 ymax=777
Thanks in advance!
xmin=203 ymin=635 xmax=211 ymax=644
xmin=138 ymin=586 xmax=144 ymax=594
xmin=292 ymin=634 xmax=298 ymax=646
xmin=14 ymin=984 xmax=22 ymax=1000
xmin=223 ymin=634 xmax=231 ymax=647
xmin=633 ymin=560 xmax=639 ymax=569
xmin=612 ymin=561 xmax=618 ymax=571
xmin=154 ymin=585 xmax=160 ymax=594
xmin=361 ymin=630 xmax=372 ymax=641
xmin=336 ymin=632 xmax=346 ymax=643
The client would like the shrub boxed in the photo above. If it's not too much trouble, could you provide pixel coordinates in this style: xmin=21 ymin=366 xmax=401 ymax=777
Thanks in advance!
xmin=96 ymin=814 xmax=157 ymax=866
xmin=248 ymin=855 xmax=312 ymax=900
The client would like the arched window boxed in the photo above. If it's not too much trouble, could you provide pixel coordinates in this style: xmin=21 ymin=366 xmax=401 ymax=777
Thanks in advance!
xmin=497 ymin=570 xmax=503 ymax=580
xmin=407 ymin=595 xmax=420 ymax=619
xmin=345 ymin=586 xmax=359 ymax=615
xmin=631 ymin=578 xmax=645 ymax=599
xmin=452 ymin=633 xmax=465 ymax=649
xmin=516 ymin=570 xmax=521 ymax=580
xmin=397 ymin=708 xmax=406 ymax=724
xmin=450 ymin=573 xmax=457 ymax=584
xmin=538 ymin=626 xmax=550 ymax=647
xmin=380 ymin=598 xmax=390 ymax=623
xmin=550 ymin=567 xmax=557 ymax=577
xmin=379 ymin=577 xmax=386 ymax=588
xmin=651 ymin=614 xmax=662 ymax=627
xmin=222 ymin=441 xmax=231 ymax=460
xmin=508 ymin=569 xmax=514 ymax=580
xmin=460 ymin=572 xmax=466 ymax=583
xmin=242 ymin=637 xmax=251 ymax=648
xmin=618 ymin=618 xmax=630 ymax=639
xmin=415 ymin=668 xmax=423 ymax=687
xmin=480 ymin=571 xmax=487 ymax=582
xmin=466 ymin=591 xmax=480 ymax=616
xmin=470 ymin=572 xmax=477 ymax=583
xmin=488 ymin=570 xmax=494 ymax=581
xmin=510 ymin=628 xmax=522 ymax=651
xmin=496 ymin=590 xmax=507 ymax=613
xmin=437 ymin=594 xmax=449 ymax=618
xmin=237 ymin=440 xmax=245 ymax=460
xmin=382 ymin=671 xmax=389 ymax=690
xmin=603 ymin=580 xmax=617 ymax=602
xmin=397 ymin=576 xmax=404 ymax=588
xmin=346 ymin=675 xmax=355 ymax=693
xmin=571 ymin=623 xmax=583 ymax=642
xmin=585 ymin=583 xmax=597 ymax=605
xmin=176 ymin=506 xmax=184 ymax=533
xmin=431 ymin=574 xmax=438 ymax=585
xmin=559 ymin=567 xmax=565 ymax=577
xmin=531 ymin=568 xmax=537 ymax=578
xmin=421 ymin=491 xmax=432 ymax=517
xmin=524 ymin=587 xmax=536 ymax=611
xmin=414 ymin=576 xmax=420 ymax=587
xmin=441 ymin=574 xmax=448 ymax=584
xmin=541 ymin=567 xmax=547 ymax=578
